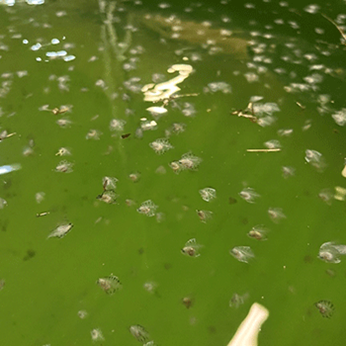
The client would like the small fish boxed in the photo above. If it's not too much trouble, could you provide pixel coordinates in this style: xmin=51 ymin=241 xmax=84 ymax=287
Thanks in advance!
xmin=181 ymin=238 xmax=202 ymax=257
xmin=137 ymin=200 xmax=158 ymax=217
xmin=97 ymin=275 xmax=122 ymax=295
xmin=230 ymin=246 xmax=254 ymax=263
xmin=129 ymin=325 xmax=149 ymax=342
xmin=315 ymin=300 xmax=334 ymax=318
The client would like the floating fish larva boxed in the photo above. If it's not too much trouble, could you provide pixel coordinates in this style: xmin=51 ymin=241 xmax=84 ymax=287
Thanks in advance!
xmin=90 ymin=328 xmax=104 ymax=342
xmin=229 ymin=292 xmax=249 ymax=308
xmin=96 ymin=275 xmax=122 ymax=295
xmin=137 ymin=200 xmax=158 ymax=217
xmin=55 ymin=160 xmax=73 ymax=173
xmin=129 ymin=171 xmax=141 ymax=182
xmin=182 ymin=296 xmax=193 ymax=309
xmin=196 ymin=209 xmax=213 ymax=223
xmin=102 ymin=176 xmax=118 ymax=191
xmin=315 ymin=300 xmax=334 ymax=318
xmin=97 ymin=190 xmax=117 ymax=204
xmin=143 ymin=281 xmax=157 ymax=294
xmin=48 ymin=223 xmax=73 ymax=239
xmin=239 ymin=187 xmax=260 ymax=203
xmin=318 ymin=241 xmax=346 ymax=263
xmin=247 ymin=225 xmax=268 ymax=241
xmin=181 ymin=238 xmax=202 ymax=257
xmin=179 ymin=152 xmax=202 ymax=170
xmin=230 ymin=246 xmax=254 ymax=263
xmin=77 ymin=310 xmax=88 ymax=319
xmin=129 ymin=324 xmax=149 ymax=342
xmin=149 ymin=138 xmax=174 ymax=155
xmin=169 ymin=160 xmax=182 ymax=174
xmin=109 ymin=118 xmax=126 ymax=131
xmin=86 ymin=129 xmax=102 ymax=140
xmin=55 ymin=147 xmax=71 ymax=156
xmin=199 ymin=187 xmax=216 ymax=202
xmin=268 ymin=207 xmax=286 ymax=223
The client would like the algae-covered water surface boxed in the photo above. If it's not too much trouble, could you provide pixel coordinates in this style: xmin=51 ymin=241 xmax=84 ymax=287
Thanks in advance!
xmin=1 ymin=0 xmax=346 ymax=345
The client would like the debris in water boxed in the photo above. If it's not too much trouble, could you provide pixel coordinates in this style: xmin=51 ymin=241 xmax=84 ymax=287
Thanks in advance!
xmin=246 ymin=148 xmax=281 ymax=153
xmin=36 ymin=211 xmax=50 ymax=217
xmin=48 ymin=223 xmax=73 ymax=238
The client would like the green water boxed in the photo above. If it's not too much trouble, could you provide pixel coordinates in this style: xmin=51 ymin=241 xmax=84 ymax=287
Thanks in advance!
xmin=1 ymin=0 xmax=346 ymax=345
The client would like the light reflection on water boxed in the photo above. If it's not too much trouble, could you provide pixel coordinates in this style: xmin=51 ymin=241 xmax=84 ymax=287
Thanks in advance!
xmin=0 ymin=0 xmax=346 ymax=345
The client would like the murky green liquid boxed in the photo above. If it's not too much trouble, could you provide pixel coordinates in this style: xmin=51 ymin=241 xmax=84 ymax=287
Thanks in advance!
xmin=1 ymin=0 xmax=346 ymax=345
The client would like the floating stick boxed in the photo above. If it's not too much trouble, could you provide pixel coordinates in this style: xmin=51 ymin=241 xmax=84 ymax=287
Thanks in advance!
xmin=227 ymin=303 xmax=269 ymax=346
xmin=321 ymin=13 xmax=346 ymax=43
xmin=246 ymin=148 xmax=281 ymax=153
